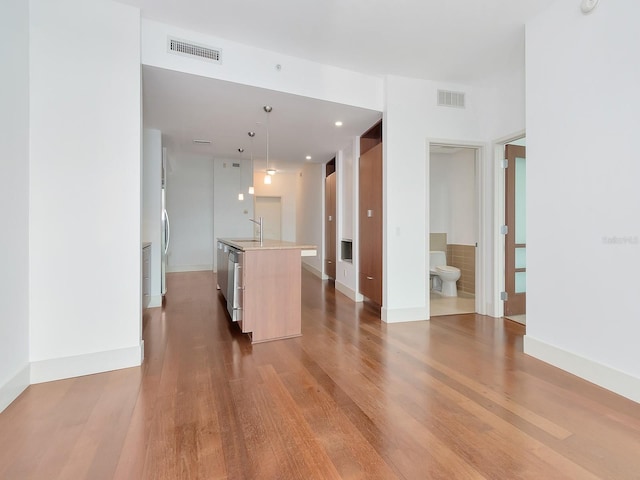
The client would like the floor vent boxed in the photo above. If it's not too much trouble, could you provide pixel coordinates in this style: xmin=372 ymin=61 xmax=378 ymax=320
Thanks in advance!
xmin=168 ymin=37 xmax=221 ymax=64
xmin=437 ymin=89 xmax=465 ymax=108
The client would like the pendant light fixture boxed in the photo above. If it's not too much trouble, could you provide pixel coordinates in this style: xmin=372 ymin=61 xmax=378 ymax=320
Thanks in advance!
xmin=263 ymin=105 xmax=272 ymax=185
xmin=237 ymin=148 xmax=245 ymax=201
xmin=247 ymin=131 xmax=255 ymax=194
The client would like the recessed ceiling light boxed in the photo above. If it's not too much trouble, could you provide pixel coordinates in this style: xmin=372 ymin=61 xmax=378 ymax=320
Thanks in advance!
xmin=193 ymin=139 xmax=212 ymax=144
xmin=305 ymin=155 xmax=312 ymax=160
xmin=334 ymin=121 xmax=343 ymax=127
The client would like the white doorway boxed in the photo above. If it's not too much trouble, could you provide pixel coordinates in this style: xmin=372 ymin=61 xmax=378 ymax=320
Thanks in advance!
xmin=428 ymin=144 xmax=479 ymax=316
xmin=255 ymin=196 xmax=282 ymax=241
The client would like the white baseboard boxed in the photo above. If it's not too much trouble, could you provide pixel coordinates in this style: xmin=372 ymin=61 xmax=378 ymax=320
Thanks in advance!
xmin=382 ymin=306 xmax=429 ymax=324
xmin=524 ymin=336 xmax=640 ymax=404
xmin=334 ymin=281 xmax=363 ymax=302
xmin=148 ymin=294 xmax=162 ymax=308
xmin=30 ymin=344 xmax=143 ymax=385
xmin=167 ymin=264 xmax=213 ymax=273
xmin=302 ymin=262 xmax=326 ymax=280
xmin=0 ymin=364 xmax=30 ymax=413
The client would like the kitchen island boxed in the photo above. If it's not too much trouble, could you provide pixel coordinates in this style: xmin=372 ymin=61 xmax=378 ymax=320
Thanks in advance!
xmin=217 ymin=238 xmax=317 ymax=343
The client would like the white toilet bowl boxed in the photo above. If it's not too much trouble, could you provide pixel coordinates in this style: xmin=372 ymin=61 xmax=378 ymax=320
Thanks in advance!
xmin=435 ymin=265 xmax=461 ymax=297
xmin=429 ymin=251 xmax=461 ymax=297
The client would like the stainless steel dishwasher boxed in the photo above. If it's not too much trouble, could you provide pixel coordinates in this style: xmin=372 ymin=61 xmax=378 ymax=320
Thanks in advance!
xmin=226 ymin=247 xmax=243 ymax=322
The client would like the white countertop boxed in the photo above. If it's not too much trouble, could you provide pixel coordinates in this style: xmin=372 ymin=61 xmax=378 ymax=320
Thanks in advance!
xmin=218 ymin=238 xmax=317 ymax=253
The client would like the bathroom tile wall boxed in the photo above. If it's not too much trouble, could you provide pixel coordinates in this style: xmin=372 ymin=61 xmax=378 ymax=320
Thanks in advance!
xmin=447 ymin=244 xmax=475 ymax=296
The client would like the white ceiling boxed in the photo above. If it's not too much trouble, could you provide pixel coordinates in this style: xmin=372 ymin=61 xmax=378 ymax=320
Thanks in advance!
xmin=123 ymin=0 xmax=558 ymax=167
xmin=142 ymin=66 xmax=382 ymax=170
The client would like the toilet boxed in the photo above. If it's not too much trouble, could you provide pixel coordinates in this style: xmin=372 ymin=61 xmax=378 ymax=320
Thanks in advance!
xmin=429 ymin=251 xmax=461 ymax=297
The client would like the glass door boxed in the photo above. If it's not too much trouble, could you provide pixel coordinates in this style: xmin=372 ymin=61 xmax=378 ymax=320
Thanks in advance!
xmin=504 ymin=144 xmax=526 ymax=316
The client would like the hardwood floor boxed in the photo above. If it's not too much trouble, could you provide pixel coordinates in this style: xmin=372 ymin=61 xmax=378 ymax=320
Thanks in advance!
xmin=1 ymin=270 xmax=640 ymax=479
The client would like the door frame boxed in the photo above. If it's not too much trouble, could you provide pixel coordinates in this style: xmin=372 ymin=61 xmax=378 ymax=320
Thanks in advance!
xmin=427 ymin=139 xmax=486 ymax=318
xmin=492 ymin=131 xmax=526 ymax=319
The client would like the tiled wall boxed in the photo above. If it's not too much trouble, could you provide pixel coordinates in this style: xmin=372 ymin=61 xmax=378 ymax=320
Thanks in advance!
xmin=447 ymin=244 xmax=475 ymax=296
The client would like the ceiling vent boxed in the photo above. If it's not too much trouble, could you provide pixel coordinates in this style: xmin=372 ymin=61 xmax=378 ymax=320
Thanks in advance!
xmin=168 ymin=37 xmax=221 ymax=64
xmin=437 ymin=89 xmax=465 ymax=108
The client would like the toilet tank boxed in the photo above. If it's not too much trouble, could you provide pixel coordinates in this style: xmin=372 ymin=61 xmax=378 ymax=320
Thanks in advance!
xmin=429 ymin=251 xmax=447 ymax=269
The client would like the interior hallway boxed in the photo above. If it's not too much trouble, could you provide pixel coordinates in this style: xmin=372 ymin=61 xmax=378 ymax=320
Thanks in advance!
xmin=1 ymin=270 xmax=639 ymax=479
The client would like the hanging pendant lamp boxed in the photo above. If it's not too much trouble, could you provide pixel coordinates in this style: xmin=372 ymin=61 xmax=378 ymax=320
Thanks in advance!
xmin=237 ymin=148 xmax=244 ymax=200
xmin=248 ymin=131 xmax=255 ymax=194
xmin=263 ymin=106 xmax=272 ymax=184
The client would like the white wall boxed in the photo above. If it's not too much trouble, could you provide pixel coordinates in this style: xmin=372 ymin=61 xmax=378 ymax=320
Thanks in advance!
xmin=335 ymin=139 xmax=361 ymax=300
xmin=383 ymin=76 xmax=492 ymax=322
xmin=213 ymin=159 xmax=254 ymax=270
xmin=142 ymin=129 xmax=162 ymax=304
xmin=297 ymin=164 xmax=324 ymax=276
xmin=0 ymin=0 xmax=30 ymax=412
xmin=430 ymin=150 xmax=476 ymax=246
xmin=29 ymin=0 xmax=142 ymax=382
xmin=140 ymin=20 xmax=383 ymax=112
xmin=524 ymin=0 xmax=640 ymax=402
xmin=168 ymin=153 xmax=215 ymax=271
xmin=253 ymin=171 xmax=297 ymax=242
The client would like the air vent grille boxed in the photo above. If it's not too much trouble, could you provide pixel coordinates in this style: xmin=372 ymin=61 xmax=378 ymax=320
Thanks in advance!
xmin=168 ymin=37 xmax=221 ymax=63
xmin=437 ymin=90 xmax=465 ymax=108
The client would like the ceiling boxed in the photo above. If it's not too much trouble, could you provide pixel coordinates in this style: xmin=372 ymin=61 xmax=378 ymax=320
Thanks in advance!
xmin=142 ymin=66 xmax=382 ymax=171
xmin=124 ymin=0 xmax=558 ymax=169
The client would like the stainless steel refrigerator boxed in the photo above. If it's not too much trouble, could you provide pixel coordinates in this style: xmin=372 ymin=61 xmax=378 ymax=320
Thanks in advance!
xmin=161 ymin=147 xmax=170 ymax=297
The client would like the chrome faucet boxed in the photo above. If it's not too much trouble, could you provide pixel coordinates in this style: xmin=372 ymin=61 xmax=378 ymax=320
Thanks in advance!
xmin=249 ymin=216 xmax=263 ymax=245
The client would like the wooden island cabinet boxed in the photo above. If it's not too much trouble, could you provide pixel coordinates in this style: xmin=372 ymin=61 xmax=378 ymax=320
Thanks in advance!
xmin=217 ymin=238 xmax=316 ymax=343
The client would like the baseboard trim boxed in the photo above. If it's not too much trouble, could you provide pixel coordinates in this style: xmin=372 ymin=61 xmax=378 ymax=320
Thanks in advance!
xmin=524 ymin=336 xmax=640 ymax=404
xmin=0 ymin=364 xmax=30 ymax=413
xmin=148 ymin=294 xmax=162 ymax=308
xmin=30 ymin=344 xmax=143 ymax=385
xmin=302 ymin=262 xmax=326 ymax=280
xmin=167 ymin=264 xmax=213 ymax=273
xmin=382 ymin=306 xmax=429 ymax=324
xmin=334 ymin=281 xmax=363 ymax=302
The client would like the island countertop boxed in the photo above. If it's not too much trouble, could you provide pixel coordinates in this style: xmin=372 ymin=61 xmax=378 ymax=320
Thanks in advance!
xmin=218 ymin=238 xmax=317 ymax=254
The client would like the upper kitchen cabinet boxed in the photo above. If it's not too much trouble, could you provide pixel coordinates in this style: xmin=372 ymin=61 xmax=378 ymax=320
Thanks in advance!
xmin=359 ymin=121 xmax=383 ymax=305
xmin=325 ymin=158 xmax=336 ymax=280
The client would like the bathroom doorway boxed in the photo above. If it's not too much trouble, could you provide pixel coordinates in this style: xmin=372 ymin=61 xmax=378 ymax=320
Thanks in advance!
xmin=429 ymin=144 xmax=479 ymax=316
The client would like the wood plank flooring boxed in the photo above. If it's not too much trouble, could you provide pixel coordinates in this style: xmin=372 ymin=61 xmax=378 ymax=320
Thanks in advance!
xmin=1 ymin=270 xmax=640 ymax=479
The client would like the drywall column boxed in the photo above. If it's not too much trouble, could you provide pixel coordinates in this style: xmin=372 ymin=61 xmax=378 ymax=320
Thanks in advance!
xmin=382 ymin=76 xmax=430 ymax=322
xmin=29 ymin=0 xmax=142 ymax=382
xmin=0 ymin=0 xmax=30 ymax=412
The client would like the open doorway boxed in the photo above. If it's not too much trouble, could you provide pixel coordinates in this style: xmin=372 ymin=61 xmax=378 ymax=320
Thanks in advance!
xmin=428 ymin=144 xmax=479 ymax=316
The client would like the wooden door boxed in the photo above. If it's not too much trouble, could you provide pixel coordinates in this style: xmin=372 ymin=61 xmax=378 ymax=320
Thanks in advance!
xmin=359 ymin=142 xmax=383 ymax=304
xmin=504 ymin=145 xmax=526 ymax=316
xmin=325 ymin=172 xmax=336 ymax=279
